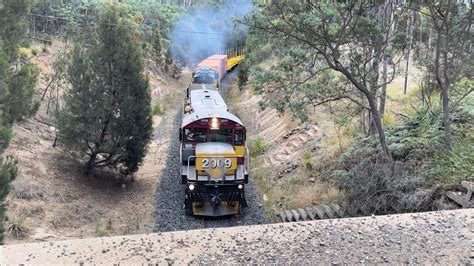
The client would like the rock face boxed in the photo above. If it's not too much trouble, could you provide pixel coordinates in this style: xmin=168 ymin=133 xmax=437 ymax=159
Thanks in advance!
xmin=2 ymin=209 xmax=473 ymax=264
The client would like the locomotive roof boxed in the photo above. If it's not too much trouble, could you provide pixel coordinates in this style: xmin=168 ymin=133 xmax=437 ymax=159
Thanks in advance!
xmin=181 ymin=89 xmax=243 ymax=128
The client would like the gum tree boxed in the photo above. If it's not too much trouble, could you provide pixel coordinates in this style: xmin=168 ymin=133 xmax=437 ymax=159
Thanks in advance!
xmin=246 ymin=1 xmax=406 ymax=160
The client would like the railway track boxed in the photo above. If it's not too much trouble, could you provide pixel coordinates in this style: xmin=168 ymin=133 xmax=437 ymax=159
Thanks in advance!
xmin=153 ymin=71 xmax=267 ymax=232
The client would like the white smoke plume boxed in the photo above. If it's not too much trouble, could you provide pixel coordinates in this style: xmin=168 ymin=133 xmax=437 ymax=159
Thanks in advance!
xmin=170 ymin=0 xmax=254 ymax=66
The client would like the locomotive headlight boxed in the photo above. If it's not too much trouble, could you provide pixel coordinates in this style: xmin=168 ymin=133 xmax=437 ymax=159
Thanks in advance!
xmin=211 ymin=117 xmax=219 ymax=129
xmin=238 ymin=184 xmax=243 ymax=190
xmin=189 ymin=184 xmax=195 ymax=191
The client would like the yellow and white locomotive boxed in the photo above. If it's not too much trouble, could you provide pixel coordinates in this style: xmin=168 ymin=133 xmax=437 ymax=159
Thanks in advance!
xmin=180 ymin=53 xmax=248 ymax=216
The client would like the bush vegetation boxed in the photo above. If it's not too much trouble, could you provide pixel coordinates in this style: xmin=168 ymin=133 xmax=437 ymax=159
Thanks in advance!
xmin=0 ymin=0 xmax=39 ymax=244
xmin=152 ymin=100 xmax=166 ymax=116
xmin=249 ymin=136 xmax=267 ymax=156
xmin=7 ymin=213 xmax=29 ymax=239
xmin=331 ymin=105 xmax=473 ymax=214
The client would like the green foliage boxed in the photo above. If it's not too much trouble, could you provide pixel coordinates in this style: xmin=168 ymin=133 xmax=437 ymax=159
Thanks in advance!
xmin=0 ymin=0 xmax=37 ymax=244
xmin=0 ymin=0 xmax=32 ymax=61
xmin=338 ymin=159 xmax=431 ymax=215
xmin=301 ymin=150 xmax=313 ymax=170
xmin=330 ymin=103 xmax=474 ymax=214
xmin=245 ymin=1 xmax=406 ymax=123
xmin=31 ymin=0 xmax=184 ymax=41
xmin=6 ymin=212 xmax=29 ymax=238
xmin=152 ymin=100 xmax=165 ymax=116
xmin=4 ymin=64 xmax=40 ymax=124
xmin=0 ymin=157 xmax=19 ymax=243
xmin=56 ymin=3 xmax=153 ymax=175
xmin=249 ymin=136 xmax=267 ymax=156
xmin=153 ymin=29 xmax=164 ymax=64
xmin=425 ymin=139 xmax=474 ymax=185
xmin=237 ymin=58 xmax=250 ymax=89
xmin=284 ymin=175 xmax=300 ymax=185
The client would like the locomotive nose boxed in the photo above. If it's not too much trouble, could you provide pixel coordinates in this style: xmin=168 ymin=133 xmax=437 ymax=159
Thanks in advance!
xmin=211 ymin=195 xmax=221 ymax=206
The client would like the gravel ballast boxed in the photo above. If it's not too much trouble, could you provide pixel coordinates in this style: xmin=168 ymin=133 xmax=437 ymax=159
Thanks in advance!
xmin=2 ymin=209 xmax=472 ymax=264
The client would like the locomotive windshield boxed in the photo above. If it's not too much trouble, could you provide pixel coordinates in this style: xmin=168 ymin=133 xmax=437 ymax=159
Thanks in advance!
xmin=192 ymin=74 xmax=215 ymax=84
xmin=184 ymin=128 xmax=207 ymax=142
xmin=209 ymin=128 xmax=232 ymax=143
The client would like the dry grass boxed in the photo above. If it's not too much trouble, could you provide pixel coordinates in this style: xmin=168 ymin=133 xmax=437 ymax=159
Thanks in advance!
xmin=12 ymin=179 xmax=46 ymax=200
xmin=274 ymin=182 xmax=341 ymax=210
xmin=7 ymin=214 xmax=30 ymax=239
xmin=386 ymin=83 xmax=422 ymax=116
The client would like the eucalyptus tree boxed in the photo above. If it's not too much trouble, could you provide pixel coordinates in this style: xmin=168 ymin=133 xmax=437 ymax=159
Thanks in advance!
xmin=246 ymin=1 xmax=407 ymax=160
xmin=415 ymin=0 xmax=473 ymax=149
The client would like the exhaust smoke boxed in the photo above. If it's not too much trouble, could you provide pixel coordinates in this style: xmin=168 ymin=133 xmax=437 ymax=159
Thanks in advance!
xmin=170 ymin=0 xmax=254 ymax=66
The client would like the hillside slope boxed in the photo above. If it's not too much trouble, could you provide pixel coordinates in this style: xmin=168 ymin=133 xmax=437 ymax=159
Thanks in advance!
xmin=4 ymin=41 xmax=187 ymax=244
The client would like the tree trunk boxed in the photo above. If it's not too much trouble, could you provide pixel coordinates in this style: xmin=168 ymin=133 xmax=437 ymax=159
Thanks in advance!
xmin=379 ymin=0 xmax=394 ymax=116
xmin=403 ymin=9 xmax=416 ymax=95
xmin=441 ymin=84 xmax=452 ymax=149
xmin=85 ymin=152 xmax=97 ymax=175
xmin=434 ymin=24 xmax=452 ymax=149
xmin=367 ymin=93 xmax=392 ymax=161
xmin=379 ymin=58 xmax=388 ymax=115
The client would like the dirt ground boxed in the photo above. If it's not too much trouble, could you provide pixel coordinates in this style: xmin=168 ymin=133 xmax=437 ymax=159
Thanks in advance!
xmin=4 ymin=41 xmax=187 ymax=244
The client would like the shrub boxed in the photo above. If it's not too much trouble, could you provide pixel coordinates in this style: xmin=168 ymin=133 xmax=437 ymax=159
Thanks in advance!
xmin=13 ymin=181 xmax=46 ymax=200
xmin=31 ymin=46 xmax=42 ymax=56
xmin=301 ymin=150 xmax=313 ymax=170
xmin=424 ymin=139 xmax=474 ymax=185
xmin=18 ymin=47 xmax=32 ymax=58
xmin=7 ymin=214 xmax=29 ymax=238
xmin=338 ymin=159 xmax=432 ymax=215
xmin=249 ymin=136 xmax=267 ymax=156
xmin=382 ymin=112 xmax=397 ymax=128
xmin=152 ymin=100 xmax=165 ymax=116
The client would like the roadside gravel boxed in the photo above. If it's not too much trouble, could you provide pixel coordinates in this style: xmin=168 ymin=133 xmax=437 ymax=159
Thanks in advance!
xmin=3 ymin=210 xmax=472 ymax=264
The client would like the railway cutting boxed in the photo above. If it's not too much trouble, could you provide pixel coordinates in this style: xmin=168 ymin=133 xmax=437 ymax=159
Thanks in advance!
xmin=153 ymin=54 xmax=266 ymax=232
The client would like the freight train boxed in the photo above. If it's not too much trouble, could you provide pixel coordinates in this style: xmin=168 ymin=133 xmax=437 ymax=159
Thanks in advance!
xmin=180 ymin=52 xmax=247 ymax=216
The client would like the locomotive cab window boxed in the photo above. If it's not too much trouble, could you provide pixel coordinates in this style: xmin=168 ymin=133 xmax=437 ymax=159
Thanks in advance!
xmin=192 ymin=74 xmax=215 ymax=84
xmin=234 ymin=130 xmax=244 ymax=145
xmin=209 ymin=128 xmax=232 ymax=143
xmin=184 ymin=128 xmax=207 ymax=142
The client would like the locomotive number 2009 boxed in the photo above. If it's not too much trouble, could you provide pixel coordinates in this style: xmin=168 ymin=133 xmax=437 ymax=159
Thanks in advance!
xmin=202 ymin=159 xmax=232 ymax=169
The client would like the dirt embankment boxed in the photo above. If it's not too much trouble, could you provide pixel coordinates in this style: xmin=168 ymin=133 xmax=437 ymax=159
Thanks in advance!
xmin=2 ymin=209 xmax=472 ymax=264
xmin=4 ymin=41 xmax=186 ymax=244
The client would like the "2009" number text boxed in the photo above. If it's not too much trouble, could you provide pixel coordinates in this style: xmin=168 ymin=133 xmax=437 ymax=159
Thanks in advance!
xmin=202 ymin=159 xmax=232 ymax=169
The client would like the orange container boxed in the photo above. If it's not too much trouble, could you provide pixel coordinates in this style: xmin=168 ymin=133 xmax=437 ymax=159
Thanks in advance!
xmin=198 ymin=55 xmax=228 ymax=80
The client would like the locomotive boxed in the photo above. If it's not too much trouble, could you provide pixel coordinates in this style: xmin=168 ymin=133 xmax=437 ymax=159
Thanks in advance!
xmin=180 ymin=53 xmax=248 ymax=216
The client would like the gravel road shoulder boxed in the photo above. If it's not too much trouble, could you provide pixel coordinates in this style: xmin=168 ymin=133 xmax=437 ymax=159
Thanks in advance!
xmin=2 ymin=209 xmax=472 ymax=264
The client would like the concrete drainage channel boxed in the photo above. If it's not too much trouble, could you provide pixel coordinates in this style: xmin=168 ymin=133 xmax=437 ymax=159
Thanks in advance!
xmin=278 ymin=181 xmax=474 ymax=223
xmin=278 ymin=203 xmax=346 ymax=222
